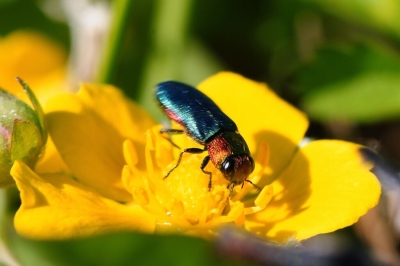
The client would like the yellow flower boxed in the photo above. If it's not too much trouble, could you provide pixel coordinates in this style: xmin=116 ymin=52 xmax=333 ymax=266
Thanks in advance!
xmin=10 ymin=72 xmax=381 ymax=243
xmin=0 ymin=30 xmax=68 ymax=185
xmin=0 ymin=30 xmax=67 ymax=103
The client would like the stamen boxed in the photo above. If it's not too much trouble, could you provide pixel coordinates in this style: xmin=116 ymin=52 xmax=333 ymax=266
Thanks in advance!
xmin=247 ymin=141 xmax=269 ymax=186
xmin=213 ymin=186 xmax=230 ymax=217
xmin=228 ymin=201 xmax=245 ymax=226
xmin=121 ymin=165 xmax=133 ymax=193
xmin=256 ymin=141 xmax=270 ymax=167
xmin=199 ymin=204 xmax=209 ymax=225
xmin=123 ymin=139 xmax=138 ymax=167
xmin=203 ymin=186 xmax=230 ymax=223
xmin=122 ymin=141 xmax=143 ymax=193
xmin=132 ymin=187 xmax=149 ymax=205
xmin=145 ymin=130 xmax=156 ymax=176
xmin=208 ymin=200 xmax=245 ymax=227
xmin=244 ymin=185 xmax=273 ymax=215
xmin=153 ymin=126 xmax=174 ymax=168
xmin=126 ymin=126 xmax=273 ymax=236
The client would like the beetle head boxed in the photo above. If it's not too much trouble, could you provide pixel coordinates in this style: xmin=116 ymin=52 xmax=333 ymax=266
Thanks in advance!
xmin=220 ymin=154 xmax=255 ymax=186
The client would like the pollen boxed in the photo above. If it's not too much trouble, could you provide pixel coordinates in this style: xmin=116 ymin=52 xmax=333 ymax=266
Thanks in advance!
xmin=122 ymin=126 xmax=272 ymax=237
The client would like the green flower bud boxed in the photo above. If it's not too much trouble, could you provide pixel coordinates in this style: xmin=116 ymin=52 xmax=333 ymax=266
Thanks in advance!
xmin=0 ymin=78 xmax=47 ymax=187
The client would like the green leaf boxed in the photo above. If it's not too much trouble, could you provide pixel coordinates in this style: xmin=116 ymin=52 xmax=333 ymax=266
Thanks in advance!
xmin=7 ymin=231 xmax=248 ymax=266
xmin=302 ymin=72 xmax=400 ymax=123
xmin=297 ymin=43 xmax=400 ymax=94
xmin=298 ymin=42 xmax=400 ymax=123
xmin=305 ymin=0 xmax=400 ymax=39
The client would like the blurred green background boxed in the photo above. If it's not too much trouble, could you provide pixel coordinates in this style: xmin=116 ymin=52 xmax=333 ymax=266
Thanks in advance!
xmin=2 ymin=0 xmax=400 ymax=127
xmin=1 ymin=0 xmax=400 ymax=265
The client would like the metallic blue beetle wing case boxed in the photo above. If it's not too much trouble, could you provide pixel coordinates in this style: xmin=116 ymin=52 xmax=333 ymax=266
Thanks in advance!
xmin=156 ymin=80 xmax=258 ymax=192
xmin=156 ymin=81 xmax=237 ymax=143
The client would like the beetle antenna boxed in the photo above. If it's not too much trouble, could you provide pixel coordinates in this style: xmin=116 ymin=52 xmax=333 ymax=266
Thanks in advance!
xmin=245 ymin=179 xmax=262 ymax=192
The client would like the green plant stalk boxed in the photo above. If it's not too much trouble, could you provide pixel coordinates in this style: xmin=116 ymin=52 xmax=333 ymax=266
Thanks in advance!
xmin=138 ymin=0 xmax=193 ymax=121
xmin=97 ymin=0 xmax=134 ymax=83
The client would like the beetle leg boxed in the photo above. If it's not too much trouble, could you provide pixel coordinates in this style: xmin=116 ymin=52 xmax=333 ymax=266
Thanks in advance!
xmin=163 ymin=147 xmax=206 ymax=179
xmin=160 ymin=128 xmax=184 ymax=149
xmin=245 ymin=179 xmax=262 ymax=191
xmin=200 ymin=155 xmax=212 ymax=191
xmin=160 ymin=128 xmax=184 ymax=134
xmin=227 ymin=182 xmax=235 ymax=196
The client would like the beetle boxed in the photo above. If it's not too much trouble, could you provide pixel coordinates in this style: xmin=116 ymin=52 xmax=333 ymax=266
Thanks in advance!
xmin=156 ymin=81 xmax=260 ymax=192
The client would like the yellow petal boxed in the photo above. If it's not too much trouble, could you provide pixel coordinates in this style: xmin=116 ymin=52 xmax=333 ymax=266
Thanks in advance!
xmin=34 ymin=135 xmax=70 ymax=174
xmin=0 ymin=30 xmax=67 ymax=103
xmin=78 ymin=84 xmax=155 ymax=142
xmin=245 ymin=140 xmax=381 ymax=243
xmin=197 ymin=72 xmax=309 ymax=184
xmin=45 ymin=86 xmax=144 ymax=202
xmin=11 ymin=160 xmax=156 ymax=240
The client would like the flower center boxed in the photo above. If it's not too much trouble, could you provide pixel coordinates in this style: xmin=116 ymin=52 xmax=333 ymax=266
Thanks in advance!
xmin=122 ymin=126 xmax=272 ymax=237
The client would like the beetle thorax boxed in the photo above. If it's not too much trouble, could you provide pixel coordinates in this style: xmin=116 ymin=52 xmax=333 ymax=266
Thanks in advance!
xmin=206 ymin=131 xmax=254 ymax=185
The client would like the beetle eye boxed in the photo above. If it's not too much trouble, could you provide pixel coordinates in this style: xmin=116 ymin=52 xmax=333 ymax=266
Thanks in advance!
xmin=249 ymin=156 xmax=255 ymax=172
xmin=221 ymin=157 xmax=235 ymax=178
